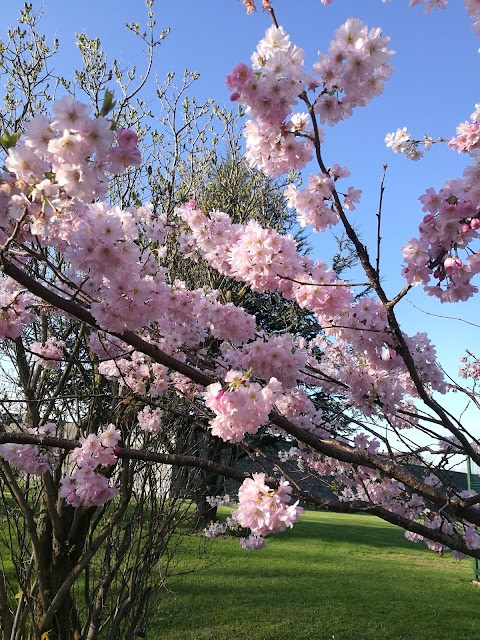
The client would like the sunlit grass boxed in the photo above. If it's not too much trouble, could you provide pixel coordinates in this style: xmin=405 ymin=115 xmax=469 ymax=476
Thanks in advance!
xmin=152 ymin=510 xmax=480 ymax=640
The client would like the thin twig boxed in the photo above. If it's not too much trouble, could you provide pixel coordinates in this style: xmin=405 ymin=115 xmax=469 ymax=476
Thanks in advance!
xmin=376 ymin=164 xmax=387 ymax=277
xmin=407 ymin=300 xmax=480 ymax=329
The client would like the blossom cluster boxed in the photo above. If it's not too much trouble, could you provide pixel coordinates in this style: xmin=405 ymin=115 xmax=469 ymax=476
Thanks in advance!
xmin=405 ymin=515 xmax=480 ymax=558
xmin=99 ymin=351 xmax=169 ymax=397
xmin=203 ymin=521 xmax=229 ymax=539
xmin=283 ymin=443 xmax=480 ymax=557
xmin=59 ymin=425 xmax=120 ymax=507
xmin=449 ymin=120 xmax=480 ymax=155
xmin=466 ymin=0 xmax=480 ymax=34
xmin=225 ymin=26 xmax=313 ymax=176
xmin=0 ymin=423 xmax=58 ymax=475
xmin=385 ymin=127 xmax=435 ymax=161
xmin=223 ymin=333 xmax=308 ymax=391
xmin=181 ymin=201 xmax=446 ymax=419
xmin=203 ymin=515 xmax=238 ymax=539
xmin=60 ymin=201 xmax=169 ymax=333
xmin=137 ymin=406 xmax=163 ymax=433
xmin=234 ymin=473 xmax=304 ymax=537
xmin=239 ymin=534 xmax=267 ymax=550
xmin=312 ymin=18 xmax=394 ymax=126
xmin=226 ymin=17 xmax=393 ymax=176
xmin=206 ymin=494 xmax=233 ymax=507
xmin=400 ymin=177 xmax=480 ymax=302
xmin=4 ymin=95 xmax=140 ymax=213
xmin=459 ymin=353 xmax=480 ymax=380
xmin=30 ymin=337 xmax=65 ymax=370
xmin=2 ymin=102 xmax=253 ymax=343
xmin=275 ymin=389 xmax=333 ymax=439
xmin=404 ymin=0 xmax=448 ymax=13
xmin=0 ymin=278 xmax=33 ymax=340
xmin=203 ymin=371 xmax=282 ymax=443
xmin=285 ymin=166 xmax=361 ymax=232
xmin=241 ymin=0 xmax=272 ymax=15
xmin=387 ymin=108 xmax=480 ymax=303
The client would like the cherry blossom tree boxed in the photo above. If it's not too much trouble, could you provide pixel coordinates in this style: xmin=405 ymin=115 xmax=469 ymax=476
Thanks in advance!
xmin=0 ymin=6 xmax=220 ymax=639
xmin=0 ymin=5 xmax=331 ymax=638
xmin=2 ymin=0 xmax=480 ymax=638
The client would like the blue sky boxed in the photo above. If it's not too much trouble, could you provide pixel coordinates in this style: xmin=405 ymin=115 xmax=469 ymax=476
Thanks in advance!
xmin=2 ymin=0 xmax=479 ymax=428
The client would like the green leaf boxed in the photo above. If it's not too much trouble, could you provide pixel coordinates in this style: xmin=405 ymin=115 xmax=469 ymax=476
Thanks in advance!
xmin=0 ymin=130 xmax=20 ymax=149
xmin=99 ymin=89 xmax=116 ymax=117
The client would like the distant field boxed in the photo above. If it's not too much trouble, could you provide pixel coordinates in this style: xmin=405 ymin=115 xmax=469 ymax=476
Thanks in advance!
xmin=153 ymin=510 xmax=480 ymax=640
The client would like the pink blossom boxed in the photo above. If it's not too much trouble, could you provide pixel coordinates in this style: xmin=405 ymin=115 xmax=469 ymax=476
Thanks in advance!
xmin=30 ymin=338 xmax=65 ymax=370
xmin=234 ymin=473 xmax=303 ymax=536
xmin=239 ymin=534 xmax=266 ymax=550
xmin=203 ymin=372 xmax=282 ymax=443
xmin=137 ymin=406 xmax=163 ymax=433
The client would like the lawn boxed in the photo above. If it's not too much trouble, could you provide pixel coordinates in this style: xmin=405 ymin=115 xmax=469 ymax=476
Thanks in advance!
xmin=153 ymin=510 xmax=480 ymax=640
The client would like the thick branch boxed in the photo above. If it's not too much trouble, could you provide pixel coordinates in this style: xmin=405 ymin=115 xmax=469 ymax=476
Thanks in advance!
xmin=2 ymin=427 xmax=479 ymax=526
xmin=0 ymin=431 xmax=247 ymax=484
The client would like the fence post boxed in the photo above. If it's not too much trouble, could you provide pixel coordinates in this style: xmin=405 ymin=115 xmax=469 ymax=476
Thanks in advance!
xmin=466 ymin=456 xmax=480 ymax=581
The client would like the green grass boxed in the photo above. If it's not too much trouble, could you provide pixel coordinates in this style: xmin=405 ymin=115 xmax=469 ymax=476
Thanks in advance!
xmin=152 ymin=510 xmax=480 ymax=640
